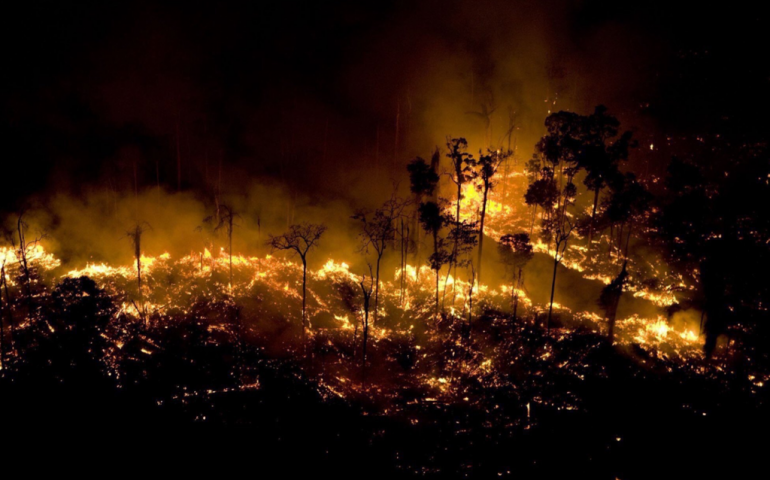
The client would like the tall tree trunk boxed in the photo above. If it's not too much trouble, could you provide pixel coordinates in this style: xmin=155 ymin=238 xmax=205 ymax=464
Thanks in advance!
xmin=433 ymin=232 xmax=440 ymax=316
xmin=623 ymin=225 xmax=633 ymax=260
xmin=134 ymin=230 xmax=142 ymax=291
xmin=477 ymin=182 xmax=490 ymax=285
xmin=435 ymin=269 xmax=440 ymax=317
xmin=588 ymin=186 xmax=600 ymax=247
xmin=2 ymin=267 xmax=13 ymax=356
xmin=512 ymin=268 xmax=522 ymax=323
xmin=301 ymin=257 xmax=307 ymax=340
xmin=17 ymin=218 xmax=31 ymax=304
xmin=362 ymin=297 xmax=369 ymax=374
xmin=530 ymin=205 xmax=537 ymax=236
xmin=374 ymin=253 xmax=381 ymax=326
xmin=0 ymin=270 xmax=4 ymax=370
xmin=547 ymin=255 xmax=559 ymax=335
xmin=467 ymin=267 xmax=475 ymax=339
xmin=399 ymin=220 xmax=406 ymax=305
xmin=450 ymin=175 xmax=462 ymax=297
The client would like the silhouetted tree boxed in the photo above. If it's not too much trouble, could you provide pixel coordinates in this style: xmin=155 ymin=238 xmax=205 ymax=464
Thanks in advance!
xmin=127 ymin=223 xmax=151 ymax=291
xmin=524 ymin=166 xmax=559 ymax=234
xmin=601 ymin=172 xmax=651 ymax=261
xmin=397 ymin=217 xmax=412 ymax=306
xmin=269 ymin=223 xmax=327 ymax=340
xmin=498 ymin=233 xmax=534 ymax=324
xmin=407 ymin=153 xmax=440 ymax=264
xmin=446 ymin=138 xmax=476 ymax=287
xmin=656 ymin=155 xmax=770 ymax=357
xmin=418 ymin=201 xmax=451 ymax=316
xmin=598 ymin=261 xmax=628 ymax=343
xmin=446 ymin=219 xmax=478 ymax=308
xmin=352 ymin=193 xmax=405 ymax=326
xmin=475 ymin=149 xmax=508 ymax=285
xmin=546 ymin=219 xmax=575 ymax=334
xmin=577 ymin=106 xmax=635 ymax=246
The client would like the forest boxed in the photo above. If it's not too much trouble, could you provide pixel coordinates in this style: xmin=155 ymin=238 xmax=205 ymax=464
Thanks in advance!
xmin=2 ymin=1 xmax=769 ymax=478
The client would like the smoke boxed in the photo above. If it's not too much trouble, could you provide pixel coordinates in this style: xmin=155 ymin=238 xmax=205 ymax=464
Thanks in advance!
xmin=1 ymin=0 xmax=681 ymax=211
xmin=0 ymin=0 xmax=714 ymax=324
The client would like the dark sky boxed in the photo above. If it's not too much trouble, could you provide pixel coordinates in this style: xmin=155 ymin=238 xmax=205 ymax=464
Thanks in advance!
xmin=2 ymin=0 xmax=768 ymax=211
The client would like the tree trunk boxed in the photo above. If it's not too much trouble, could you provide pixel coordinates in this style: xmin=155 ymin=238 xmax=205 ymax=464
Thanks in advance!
xmin=0 ymin=271 xmax=4 ymax=369
xmin=477 ymin=182 xmax=490 ymax=285
xmin=301 ymin=257 xmax=307 ymax=340
xmin=512 ymin=268 xmax=522 ymax=323
xmin=2 ymin=268 xmax=13 ymax=356
xmin=435 ymin=269 xmax=440 ymax=317
xmin=400 ymin=220 xmax=406 ymax=305
xmin=17 ymin=218 xmax=31 ymax=303
xmin=547 ymin=254 xmax=559 ymax=335
xmin=362 ymin=297 xmax=369 ymax=373
xmin=467 ymin=280 xmax=474 ymax=339
xmin=136 ymin=254 xmax=141 ymax=290
xmin=442 ymin=265 xmax=452 ymax=309
xmin=374 ymin=253 xmax=381 ymax=326
xmin=623 ymin=226 xmax=633 ymax=260
xmin=588 ymin=186 xmax=600 ymax=247
xmin=530 ymin=205 xmax=537 ymax=236
xmin=433 ymin=232 xmax=440 ymax=316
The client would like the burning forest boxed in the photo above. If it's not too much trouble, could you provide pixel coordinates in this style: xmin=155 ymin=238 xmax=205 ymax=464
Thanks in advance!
xmin=2 ymin=1 xmax=770 ymax=478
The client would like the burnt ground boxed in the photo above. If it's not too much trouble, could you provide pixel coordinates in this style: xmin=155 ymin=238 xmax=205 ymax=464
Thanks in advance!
xmin=2 ymin=338 xmax=767 ymax=480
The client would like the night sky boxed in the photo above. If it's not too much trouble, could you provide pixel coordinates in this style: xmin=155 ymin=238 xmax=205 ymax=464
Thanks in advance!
xmin=2 ymin=1 xmax=768 ymax=209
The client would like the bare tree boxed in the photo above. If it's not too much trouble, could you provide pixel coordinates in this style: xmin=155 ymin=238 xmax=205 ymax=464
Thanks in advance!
xmin=352 ymin=193 xmax=405 ymax=326
xmin=269 ymin=223 xmax=327 ymax=339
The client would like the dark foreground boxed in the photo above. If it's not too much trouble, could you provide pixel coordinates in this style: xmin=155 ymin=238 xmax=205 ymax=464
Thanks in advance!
xmin=2 ymin=345 xmax=768 ymax=480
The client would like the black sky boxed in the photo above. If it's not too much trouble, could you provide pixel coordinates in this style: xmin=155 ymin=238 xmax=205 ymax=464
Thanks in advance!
xmin=2 ymin=0 xmax=768 ymax=211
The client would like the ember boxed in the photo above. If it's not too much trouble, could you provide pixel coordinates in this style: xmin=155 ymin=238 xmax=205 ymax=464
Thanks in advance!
xmin=2 ymin=1 xmax=769 ymax=478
